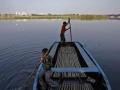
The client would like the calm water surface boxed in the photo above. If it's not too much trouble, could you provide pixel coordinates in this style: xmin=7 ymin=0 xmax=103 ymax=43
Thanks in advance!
xmin=0 ymin=19 xmax=120 ymax=90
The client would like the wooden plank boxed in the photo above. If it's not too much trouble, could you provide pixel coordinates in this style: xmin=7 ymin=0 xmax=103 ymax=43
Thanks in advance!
xmin=48 ymin=80 xmax=94 ymax=90
xmin=51 ymin=67 xmax=99 ymax=73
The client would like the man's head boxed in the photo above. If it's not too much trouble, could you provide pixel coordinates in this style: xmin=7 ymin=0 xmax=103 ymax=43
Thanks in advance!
xmin=42 ymin=48 xmax=48 ymax=54
xmin=63 ymin=21 xmax=67 ymax=26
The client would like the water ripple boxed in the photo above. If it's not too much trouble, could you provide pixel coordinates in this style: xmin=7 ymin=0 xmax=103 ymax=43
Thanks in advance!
xmin=0 ymin=43 xmax=43 ymax=90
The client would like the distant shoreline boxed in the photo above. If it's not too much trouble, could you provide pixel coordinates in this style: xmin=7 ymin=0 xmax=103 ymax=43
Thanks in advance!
xmin=0 ymin=14 xmax=109 ymax=20
xmin=0 ymin=14 xmax=120 ymax=20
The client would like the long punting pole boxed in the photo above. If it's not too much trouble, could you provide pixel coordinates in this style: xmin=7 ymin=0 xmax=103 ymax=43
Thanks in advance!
xmin=68 ymin=18 xmax=72 ymax=42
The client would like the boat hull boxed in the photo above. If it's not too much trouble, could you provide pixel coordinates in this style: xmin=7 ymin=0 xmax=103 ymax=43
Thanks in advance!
xmin=33 ymin=42 xmax=112 ymax=90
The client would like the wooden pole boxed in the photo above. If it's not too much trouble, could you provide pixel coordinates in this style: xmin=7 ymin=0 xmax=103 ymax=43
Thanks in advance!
xmin=68 ymin=18 xmax=72 ymax=42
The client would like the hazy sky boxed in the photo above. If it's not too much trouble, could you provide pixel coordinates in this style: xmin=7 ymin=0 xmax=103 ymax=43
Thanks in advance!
xmin=0 ymin=0 xmax=120 ymax=14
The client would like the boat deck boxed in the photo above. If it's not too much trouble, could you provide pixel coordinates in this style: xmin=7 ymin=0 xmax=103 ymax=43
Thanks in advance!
xmin=48 ymin=80 xmax=93 ymax=90
xmin=48 ymin=43 xmax=94 ymax=90
xmin=55 ymin=45 xmax=81 ymax=67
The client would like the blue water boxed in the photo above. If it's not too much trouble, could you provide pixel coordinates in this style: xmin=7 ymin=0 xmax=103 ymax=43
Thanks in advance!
xmin=0 ymin=19 xmax=120 ymax=90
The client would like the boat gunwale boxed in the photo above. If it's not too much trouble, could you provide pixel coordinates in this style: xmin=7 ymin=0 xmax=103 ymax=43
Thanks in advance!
xmin=75 ymin=41 xmax=112 ymax=90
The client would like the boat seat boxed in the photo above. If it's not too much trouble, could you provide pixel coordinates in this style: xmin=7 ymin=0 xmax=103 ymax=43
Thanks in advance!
xmin=51 ymin=67 xmax=99 ymax=73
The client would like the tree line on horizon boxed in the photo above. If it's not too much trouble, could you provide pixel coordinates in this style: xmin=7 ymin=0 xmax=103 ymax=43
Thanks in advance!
xmin=0 ymin=13 xmax=114 ymax=20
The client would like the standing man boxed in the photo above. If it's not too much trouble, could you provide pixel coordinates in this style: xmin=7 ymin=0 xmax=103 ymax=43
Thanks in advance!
xmin=60 ymin=21 xmax=70 ymax=42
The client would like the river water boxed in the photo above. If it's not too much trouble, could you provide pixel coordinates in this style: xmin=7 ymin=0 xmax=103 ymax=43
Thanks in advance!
xmin=0 ymin=19 xmax=120 ymax=90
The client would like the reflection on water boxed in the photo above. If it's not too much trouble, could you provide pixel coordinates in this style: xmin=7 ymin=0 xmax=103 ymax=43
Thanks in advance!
xmin=0 ymin=20 xmax=120 ymax=90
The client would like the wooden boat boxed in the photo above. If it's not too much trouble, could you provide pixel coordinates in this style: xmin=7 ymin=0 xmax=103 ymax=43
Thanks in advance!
xmin=33 ymin=42 xmax=112 ymax=90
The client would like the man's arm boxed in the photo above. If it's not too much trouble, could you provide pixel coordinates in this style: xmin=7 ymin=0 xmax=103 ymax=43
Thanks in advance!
xmin=65 ymin=23 xmax=71 ymax=31
xmin=66 ymin=27 xmax=71 ymax=30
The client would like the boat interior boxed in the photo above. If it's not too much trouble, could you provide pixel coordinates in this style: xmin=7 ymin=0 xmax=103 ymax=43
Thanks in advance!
xmin=37 ymin=42 xmax=108 ymax=90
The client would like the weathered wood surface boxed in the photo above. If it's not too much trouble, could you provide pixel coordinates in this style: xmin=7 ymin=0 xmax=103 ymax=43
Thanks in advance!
xmin=50 ymin=45 xmax=94 ymax=90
